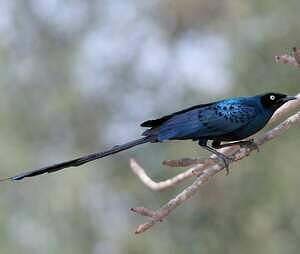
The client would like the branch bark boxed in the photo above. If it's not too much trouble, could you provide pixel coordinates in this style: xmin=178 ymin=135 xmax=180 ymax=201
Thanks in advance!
xmin=275 ymin=47 xmax=300 ymax=68
xmin=130 ymin=158 xmax=202 ymax=191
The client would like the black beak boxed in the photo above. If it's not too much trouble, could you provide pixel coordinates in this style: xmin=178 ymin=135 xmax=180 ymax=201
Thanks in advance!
xmin=282 ymin=95 xmax=298 ymax=102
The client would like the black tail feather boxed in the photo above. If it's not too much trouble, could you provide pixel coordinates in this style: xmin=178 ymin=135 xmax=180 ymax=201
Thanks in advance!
xmin=1 ymin=137 xmax=150 ymax=182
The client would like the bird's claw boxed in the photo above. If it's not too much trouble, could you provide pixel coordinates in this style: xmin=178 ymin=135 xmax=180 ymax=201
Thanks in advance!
xmin=221 ymin=155 xmax=234 ymax=175
xmin=212 ymin=153 xmax=234 ymax=175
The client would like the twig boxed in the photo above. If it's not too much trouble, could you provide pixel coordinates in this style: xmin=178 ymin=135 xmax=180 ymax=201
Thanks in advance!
xmin=275 ymin=47 xmax=300 ymax=68
xmin=162 ymin=158 xmax=206 ymax=168
xmin=130 ymin=207 xmax=160 ymax=220
xmin=294 ymin=47 xmax=300 ymax=64
xmin=130 ymin=158 xmax=202 ymax=191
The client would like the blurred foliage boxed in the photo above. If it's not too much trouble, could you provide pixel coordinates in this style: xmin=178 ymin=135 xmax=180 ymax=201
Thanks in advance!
xmin=0 ymin=0 xmax=299 ymax=253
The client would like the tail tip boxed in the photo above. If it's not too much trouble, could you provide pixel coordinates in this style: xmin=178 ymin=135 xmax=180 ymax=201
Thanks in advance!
xmin=0 ymin=177 xmax=12 ymax=182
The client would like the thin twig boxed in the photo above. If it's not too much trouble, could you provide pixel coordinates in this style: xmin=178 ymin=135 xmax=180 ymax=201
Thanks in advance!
xmin=130 ymin=158 xmax=202 ymax=191
xmin=275 ymin=47 xmax=300 ymax=68
xmin=293 ymin=47 xmax=300 ymax=64
xmin=162 ymin=158 xmax=206 ymax=168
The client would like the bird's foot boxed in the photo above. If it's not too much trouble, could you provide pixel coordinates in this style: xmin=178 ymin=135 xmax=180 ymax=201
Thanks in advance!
xmin=212 ymin=153 xmax=234 ymax=175
xmin=240 ymin=139 xmax=260 ymax=152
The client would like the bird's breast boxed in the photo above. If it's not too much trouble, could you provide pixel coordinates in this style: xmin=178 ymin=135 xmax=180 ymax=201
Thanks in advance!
xmin=217 ymin=111 xmax=272 ymax=141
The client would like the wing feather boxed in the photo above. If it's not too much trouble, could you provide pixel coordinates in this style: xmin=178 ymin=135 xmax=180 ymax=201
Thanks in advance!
xmin=156 ymin=101 xmax=257 ymax=141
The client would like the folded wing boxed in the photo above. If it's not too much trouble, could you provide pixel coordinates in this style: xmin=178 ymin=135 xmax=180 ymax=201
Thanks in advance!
xmin=141 ymin=101 xmax=257 ymax=141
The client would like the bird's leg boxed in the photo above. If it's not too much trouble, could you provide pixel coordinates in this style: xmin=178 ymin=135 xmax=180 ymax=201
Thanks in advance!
xmin=198 ymin=140 xmax=232 ymax=175
xmin=212 ymin=139 xmax=259 ymax=152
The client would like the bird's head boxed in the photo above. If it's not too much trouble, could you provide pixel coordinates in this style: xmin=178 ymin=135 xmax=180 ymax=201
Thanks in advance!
xmin=260 ymin=92 xmax=297 ymax=111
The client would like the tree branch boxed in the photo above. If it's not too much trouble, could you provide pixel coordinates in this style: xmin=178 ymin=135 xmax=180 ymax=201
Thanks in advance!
xmin=130 ymin=158 xmax=203 ymax=191
xmin=275 ymin=47 xmax=300 ymax=68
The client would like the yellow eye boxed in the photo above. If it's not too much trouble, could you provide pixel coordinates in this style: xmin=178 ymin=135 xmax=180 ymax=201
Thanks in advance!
xmin=270 ymin=95 xmax=276 ymax=100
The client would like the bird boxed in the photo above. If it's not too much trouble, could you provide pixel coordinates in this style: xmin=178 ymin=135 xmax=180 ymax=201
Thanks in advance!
xmin=0 ymin=92 xmax=296 ymax=182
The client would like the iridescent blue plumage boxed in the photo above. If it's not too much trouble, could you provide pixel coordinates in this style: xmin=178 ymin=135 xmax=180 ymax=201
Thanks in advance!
xmin=143 ymin=95 xmax=272 ymax=143
xmin=3 ymin=92 xmax=296 ymax=181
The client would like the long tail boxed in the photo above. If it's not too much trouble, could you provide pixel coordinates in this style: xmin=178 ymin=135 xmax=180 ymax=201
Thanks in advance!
xmin=0 ymin=137 xmax=150 ymax=182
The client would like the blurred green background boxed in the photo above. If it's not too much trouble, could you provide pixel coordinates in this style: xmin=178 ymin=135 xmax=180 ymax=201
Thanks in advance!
xmin=0 ymin=0 xmax=299 ymax=253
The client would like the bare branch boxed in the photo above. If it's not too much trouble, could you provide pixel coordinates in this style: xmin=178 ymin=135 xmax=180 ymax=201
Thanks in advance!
xmin=130 ymin=207 xmax=160 ymax=220
xmin=162 ymin=158 xmax=206 ymax=168
xmin=130 ymin=158 xmax=199 ymax=191
xmin=275 ymin=54 xmax=298 ymax=67
xmin=275 ymin=47 xmax=300 ymax=68
xmin=293 ymin=47 xmax=300 ymax=64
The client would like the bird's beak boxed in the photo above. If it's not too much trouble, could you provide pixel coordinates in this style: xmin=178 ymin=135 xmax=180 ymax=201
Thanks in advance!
xmin=282 ymin=95 xmax=298 ymax=102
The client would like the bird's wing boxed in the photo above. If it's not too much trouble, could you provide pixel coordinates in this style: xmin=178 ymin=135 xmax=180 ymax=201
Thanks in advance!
xmin=140 ymin=102 xmax=216 ymax=127
xmin=155 ymin=101 xmax=258 ymax=141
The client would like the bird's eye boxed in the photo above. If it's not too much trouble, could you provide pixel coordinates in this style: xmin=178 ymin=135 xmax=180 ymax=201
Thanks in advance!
xmin=270 ymin=95 xmax=276 ymax=100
